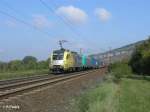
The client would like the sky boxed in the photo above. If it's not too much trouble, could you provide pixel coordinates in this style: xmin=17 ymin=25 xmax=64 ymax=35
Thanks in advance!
xmin=0 ymin=0 xmax=150 ymax=61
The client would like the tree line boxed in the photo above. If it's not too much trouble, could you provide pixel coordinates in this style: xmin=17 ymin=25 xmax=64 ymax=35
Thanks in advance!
xmin=0 ymin=56 xmax=49 ymax=72
xmin=129 ymin=37 xmax=150 ymax=75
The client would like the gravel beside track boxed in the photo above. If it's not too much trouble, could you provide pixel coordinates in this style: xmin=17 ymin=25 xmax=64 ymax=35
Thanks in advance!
xmin=0 ymin=68 xmax=106 ymax=112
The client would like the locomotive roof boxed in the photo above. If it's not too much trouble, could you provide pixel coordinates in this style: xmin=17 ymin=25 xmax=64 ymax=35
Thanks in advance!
xmin=53 ymin=49 xmax=65 ymax=54
xmin=53 ymin=48 xmax=78 ymax=54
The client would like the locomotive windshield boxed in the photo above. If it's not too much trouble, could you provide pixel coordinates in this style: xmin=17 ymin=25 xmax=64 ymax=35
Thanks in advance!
xmin=53 ymin=54 xmax=64 ymax=60
xmin=52 ymin=49 xmax=64 ymax=60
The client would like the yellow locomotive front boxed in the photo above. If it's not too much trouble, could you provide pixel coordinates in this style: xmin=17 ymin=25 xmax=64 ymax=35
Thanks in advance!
xmin=49 ymin=49 xmax=65 ymax=73
xmin=49 ymin=48 xmax=78 ymax=73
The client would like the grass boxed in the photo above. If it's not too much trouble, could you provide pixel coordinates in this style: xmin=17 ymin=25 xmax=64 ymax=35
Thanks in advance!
xmin=74 ymin=77 xmax=150 ymax=112
xmin=119 ymin=79 xmax=150 ymax=112
xmin=0 ymin=69 xmax=49 ymax=80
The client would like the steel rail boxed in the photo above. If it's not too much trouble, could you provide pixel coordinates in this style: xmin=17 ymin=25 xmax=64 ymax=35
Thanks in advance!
xmin=0 ymin=70 xmax=99 ymax=100
xmin=0 ymin=71 xmax=86 ymax=86
xmin=0 ymin=74 xmax=50 ymax=85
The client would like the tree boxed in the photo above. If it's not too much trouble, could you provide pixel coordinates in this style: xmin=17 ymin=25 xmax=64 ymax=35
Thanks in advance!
xmin=0 ymin=61 xmax=8 ymax=72
xmin=129 ymin=38 xmax=150 ymax=75
xmin=37 ymin=61 xmax=47 ymax=69
xmin=8 ymin=60 xmax=24 ymax=71
xmin=0 ymin=56 xmax=49 ymax=72
xmin=22 ymin=56 xmax=37 ymax=69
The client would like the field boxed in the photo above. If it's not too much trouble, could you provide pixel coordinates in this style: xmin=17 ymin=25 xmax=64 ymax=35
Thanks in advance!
xmin=75 ymin=77 xmax=150 ymax=112
xmin=0 ymin=69 xmax=49 ymax=80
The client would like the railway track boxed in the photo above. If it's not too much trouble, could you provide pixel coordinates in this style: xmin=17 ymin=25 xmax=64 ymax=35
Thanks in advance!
xmin=0 ymin=70 xmax=99 ymax=101
xmin=0 ymin=70 xmax=87 ymax=86
xmin=0 ymin=74 xmax=52 ymax=86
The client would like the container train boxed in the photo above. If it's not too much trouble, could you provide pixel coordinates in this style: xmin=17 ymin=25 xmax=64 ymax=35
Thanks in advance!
xmin=49 ymin=48 xmax=101 ymax=73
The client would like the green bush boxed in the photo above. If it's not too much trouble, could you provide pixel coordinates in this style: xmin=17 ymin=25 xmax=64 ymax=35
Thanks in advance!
xmin=109 ymin=61 xmax=132 ymax=83
xmin=23 ymin=56 xmax=38 ymax=70
xmin=8 ymin=60 xmax=24 ymax=71
xmin=129 ymin=38 xmax=150 ymax=75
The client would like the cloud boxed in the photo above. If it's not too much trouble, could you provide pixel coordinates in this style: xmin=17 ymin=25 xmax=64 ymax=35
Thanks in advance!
xmin=5 ymin=20 xmax=17 ymax=27
xmin=0 ymin=49 xmax=4 ymax=53
xmin=56 ymin=5 xmax=88 ymax=25
xmin=95 ymin=8 xmax=111 ymax=22
xmin=32 ymin=15 xmax=52 ymax=29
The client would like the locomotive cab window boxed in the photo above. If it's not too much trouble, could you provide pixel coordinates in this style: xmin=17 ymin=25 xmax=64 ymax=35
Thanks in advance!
xmin=53 ymin=54 xmax=64 ymax=60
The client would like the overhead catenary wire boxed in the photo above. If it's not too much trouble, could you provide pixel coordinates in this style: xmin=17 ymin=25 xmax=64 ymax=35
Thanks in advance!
xmin=1 ymin=0 xmax=80 ymax=38
xmin=39 ymin=0 xmax=96 ymax=55
xmin=0 ymin=0 xmax=23 ymax=16
xmin=0 ymin=0 xmax=85 ymax=52
xmin=39 ymin=0 xmax=84 ymax=38
xmin=49 ymin=1 xmax=83 ymax=36
xmin=0 ymin=0 xmax=90 ymax=52
xmin=51 ymin=1 xmax=87 ymax=38
xmin=0 ymin=10 xmax=55 ymax=38
xmin=0 ymin=1 xmax=55 ymax=38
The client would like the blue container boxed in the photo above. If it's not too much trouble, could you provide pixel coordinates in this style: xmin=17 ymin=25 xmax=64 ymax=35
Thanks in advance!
xmin=82 ymin=55 xmax=87 ymax=66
